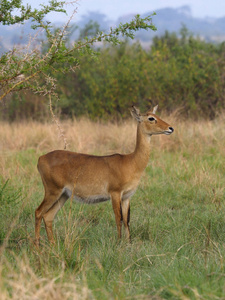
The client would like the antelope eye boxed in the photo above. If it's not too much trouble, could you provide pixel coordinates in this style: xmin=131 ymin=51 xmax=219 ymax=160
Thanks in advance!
xmin=148 ymin=117 xmax=155 ymax=121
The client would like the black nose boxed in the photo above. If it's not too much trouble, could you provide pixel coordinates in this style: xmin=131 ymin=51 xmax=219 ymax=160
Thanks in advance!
xmin=169 ymin=127 xmax=174 ymax=132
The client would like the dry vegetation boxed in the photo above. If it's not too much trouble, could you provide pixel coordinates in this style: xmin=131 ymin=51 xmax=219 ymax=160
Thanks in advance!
xmin=0 ymin=112 xmax=225 ymax=299
xmin=1 ymin=111 xmax=224 ymax=153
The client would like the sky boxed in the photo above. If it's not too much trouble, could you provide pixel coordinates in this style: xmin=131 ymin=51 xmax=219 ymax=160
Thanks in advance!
xmin=23 ymin=0 xmax=225 ymax=22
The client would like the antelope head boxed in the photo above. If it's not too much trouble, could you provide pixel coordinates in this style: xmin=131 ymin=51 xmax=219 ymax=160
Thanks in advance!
xmin=130 ymin=105 xmax=174 ymax=136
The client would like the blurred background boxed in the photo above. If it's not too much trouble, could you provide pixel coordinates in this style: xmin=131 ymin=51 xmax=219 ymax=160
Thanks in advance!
xmin=1 ymin=0 xmax=225 ymax=120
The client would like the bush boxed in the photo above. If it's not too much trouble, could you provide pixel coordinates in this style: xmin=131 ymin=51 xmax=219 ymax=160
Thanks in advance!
xmin=53 ymin=29 xmax=225 ymax=119
xmin=2 ymin=27 xmax=225 ymax=120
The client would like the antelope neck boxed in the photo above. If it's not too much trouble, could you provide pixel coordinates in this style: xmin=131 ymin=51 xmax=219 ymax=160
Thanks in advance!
xmin=132 ymin=124 xmax=151 ymax=172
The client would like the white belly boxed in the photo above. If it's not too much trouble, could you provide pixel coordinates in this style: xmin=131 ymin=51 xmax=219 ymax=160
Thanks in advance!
xmin=63 ymin=186 xmax=137 ymax=204
xmin=63 ymin=187 xmax=110 ymax=204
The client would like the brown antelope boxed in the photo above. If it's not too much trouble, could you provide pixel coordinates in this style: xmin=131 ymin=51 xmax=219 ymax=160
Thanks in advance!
xmin=35 ymin=105 xmax=174 ymax=245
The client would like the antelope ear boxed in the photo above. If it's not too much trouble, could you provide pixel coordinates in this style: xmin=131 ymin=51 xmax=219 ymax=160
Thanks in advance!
xmin=130 ymin=106 xmax=141 ymax=122
xmin=152 ymin=105 xmax=158 ymax=114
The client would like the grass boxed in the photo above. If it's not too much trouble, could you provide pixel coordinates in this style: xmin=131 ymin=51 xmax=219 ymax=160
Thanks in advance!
xmin=0 ymin=113 xmax=225 ymax=299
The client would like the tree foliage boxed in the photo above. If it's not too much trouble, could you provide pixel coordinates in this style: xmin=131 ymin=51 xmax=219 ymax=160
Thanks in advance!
xmin=42 ymin=28 xmax=225 ymax=120
xmin=0 ymin=0 xmax=66 ymax=25
xmin=0 ymin=0 xmax=156 ymax=107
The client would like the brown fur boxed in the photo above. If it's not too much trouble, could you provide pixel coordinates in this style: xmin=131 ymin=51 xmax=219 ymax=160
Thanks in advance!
xmin=35 ymin=106 xmax=174 ymax=245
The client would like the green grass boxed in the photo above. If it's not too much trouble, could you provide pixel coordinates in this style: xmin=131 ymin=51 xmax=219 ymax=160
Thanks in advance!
xmin=1 ymin=143 xmax=225 ymax=299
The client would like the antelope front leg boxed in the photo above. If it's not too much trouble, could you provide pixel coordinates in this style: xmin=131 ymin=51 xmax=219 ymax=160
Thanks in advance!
xmin=111 ymin=192 xmax=122 ymax=239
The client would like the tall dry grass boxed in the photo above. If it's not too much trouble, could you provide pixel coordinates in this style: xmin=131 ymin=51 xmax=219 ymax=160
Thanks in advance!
xmin=0 ymin=256 xmax=91 ymax=300
xmin=1 ymin=112 xmax=225 ymax=155
xmin=0 ymin=119 xmax=136 ymax=154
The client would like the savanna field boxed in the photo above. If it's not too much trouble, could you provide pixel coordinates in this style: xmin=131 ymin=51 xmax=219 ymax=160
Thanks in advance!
xmin=0 ymin=112 xmax=225 ymax=299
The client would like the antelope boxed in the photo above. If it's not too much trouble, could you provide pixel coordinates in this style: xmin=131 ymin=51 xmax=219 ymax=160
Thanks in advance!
xmin=35 ymin=105 xmax=174 ymax=245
